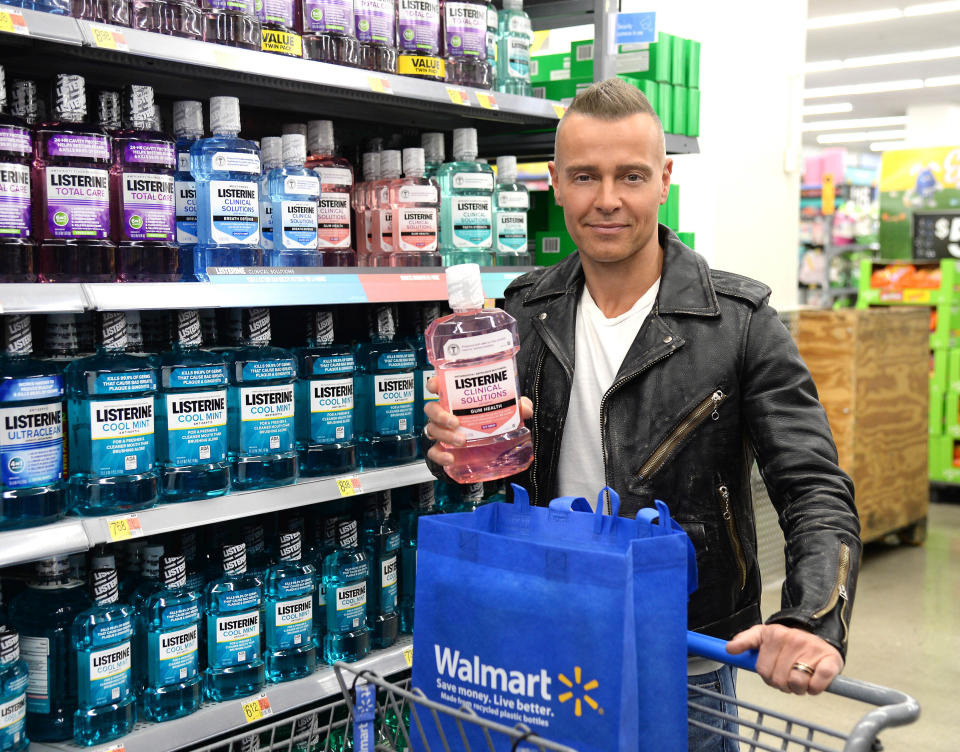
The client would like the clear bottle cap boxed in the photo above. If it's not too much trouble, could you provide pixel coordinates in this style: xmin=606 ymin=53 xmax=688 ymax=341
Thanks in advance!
xmin=282 ymin=133 xmax=307 ymax=166
xmin=173 ymin=100 xmax=203 ymax=138
xmin=362 ymin=151 xmax=382 ymax=181
xmin=503 ymin=0 xmax=522 ymax=9
xmin=422 ymin=132 xmax=445 ymax=163
xmin=54 ymin=74 xmax=87 ymax=122
xmin=402 ymin=147 xmax=425 ymax=175
xmin=261 ymin=136 xmax=282 ymax=169
xmin=496 ymin=155 xmax=518 ymax=183
xmin=307 ymin=120 xmax=335 ymax=154
xmin=452 ymin=128 xmax=478 ymax=161
xmin=282 ymin=122 xmax=307 ymax=137
xmin=380 ymin=149 xmax=402 ymax=179
xmin=125 ymin=84 xmax=155 ymax=130
xmin=446 ymin=263 xmax=485 ymax=311
xmin=209 ymin=95 xmax=241 ymax=135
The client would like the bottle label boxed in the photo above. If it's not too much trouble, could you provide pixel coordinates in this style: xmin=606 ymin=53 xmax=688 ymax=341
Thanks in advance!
xmin=122 ymin=172 xmax=176 ymax=242
xmin=207 ymin=0 xmax=255 ymax=11
xmin=148 ymin=623 xmax=199 ymax=687
xmin=496 ymin=211 xmax=527 ymax=253
xmin=210 ymin=609 xmax=260 ymax=668
xmin=398 ymin=184 xmax=438 ymax=203
xmin=211 ymin=151 xmax=261 ymax=173
xmin=175 ymin=177 xmax=198 ymax=244
xmin=256 ymin=0 xmax=295 ymax=27
xmin=218 ymin=587 xmax=260 ymax=611
xmin=0 ymin=161 xmax=30 ymax=237
xmin=240 ymin=359 xmax=296 ymax=381
xmin=83 ymin=639 xmax=132 ymax=707
xmin=309 ymin=377 xmax=354 ymax=443
xmin=376 ymin=351 xmax=416 ymax=371
xmin=442 ymin=329 xmax=514 ymax=361
xmin=46 ymin=133 xmax=109 ymax=160
xmin=44 ymin=166 xmax=110 ymax=239
xmin=208 ymin=179 xmax=260 ymax=245
xmin=0 ymin=682 xmax=27 ymax=750
xmin=452 ymin=195 xmax=493 ymax=248
xmin=168 ymin=364 xmax=229 ymax=389
xmin=442 ymin=358 xmax=520 ymax=438
xmin=354 ymin=0 xmax=395 ymax=44
xmin=280 ymin=200 xmax=319 ymax=249
xmin=0 ymin=374 xmax=62 ymax=402
xmin=260 ymin=197 xmax=273 ymax=250
xmin=377 ymin=209 xmax=393 ymax=252
xmin=89 ymin=396 xmax=155 ymax=475
xmin=239 ymin=383 xmax=295 ymax=455
xmin=304 ymin=0 xmax=352 ymax=32
xmin=497 ymin=190 xmax=529 ymax=209
xmin=162 ymin=601 xmax=201 ymax=628
xmin=444 ymin=2 xmax=487 ymax=59
xmin=329 ymin=580 xmax=366 ymax=631
xmin=422 ymin=368 xmax=439 ymax=401
xmin=311 ymin=353 xmax=354 ymax=376
xmin=317 ymin=582 xmax=326 ymax=607
xmin=397 ymin=55 xmax=446 ymax=78
xmin=316 ymin=166 xmax=352 ymax=189
xmin=397 ymin=207 xmax=438 ymax=251
xmin=453 ymin=172 xmax=494 ymax=190
xmin=19 ymin=635 xmax=49 ymax=714
xmin=266 ymin=594 xmax=313 ymax=650
xmin=284 ymin=175 xmax=320 ymax=195
xmin=164 ymin=389 xmax=228 ymax=466
xmin=317 ymin=193 xmax=351 ymax=248
xmin=0 ymin=400 xmax=63 ymax=489
xmin=0 ymin=125 xmax=31 ymax=155
xmin=506 ymin=35 xmax=530 ymax=78
xmin=123 ymin=142 xmax=176 ymax=167
xmin=92 ymin=371 xmax=158 ymax=395
xmin=380 ymin=553 xmax=398 ymax=611
xmin=372 ymin=372 xmax=414 ymax=434
xmin=398 ymin=0 xmax=440 ymax=54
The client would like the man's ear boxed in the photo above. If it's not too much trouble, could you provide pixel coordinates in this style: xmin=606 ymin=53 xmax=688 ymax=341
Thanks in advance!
xmin=548 ymin=161 xmax=562 ymax=205
xmin=660 ymin=158 xmax=673 ymax=205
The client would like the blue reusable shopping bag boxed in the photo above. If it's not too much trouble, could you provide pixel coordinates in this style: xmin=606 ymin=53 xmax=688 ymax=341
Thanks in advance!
xmin=411 ymin=484 xmax=698 ymax=752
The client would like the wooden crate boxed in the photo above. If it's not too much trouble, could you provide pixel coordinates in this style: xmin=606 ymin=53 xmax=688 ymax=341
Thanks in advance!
xmin=789 ymin=308 xmax=929 ymax=543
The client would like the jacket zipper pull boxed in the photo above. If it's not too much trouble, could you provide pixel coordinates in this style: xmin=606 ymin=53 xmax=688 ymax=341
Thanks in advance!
xmin=711 ymin=390 xmax=724 ymax=421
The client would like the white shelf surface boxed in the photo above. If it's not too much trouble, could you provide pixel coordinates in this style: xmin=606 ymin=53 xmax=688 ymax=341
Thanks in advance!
xmin=0 ymin=284 xmax=88 ymax=314
xmin=0 ymin=518 xmax=89 ymax=568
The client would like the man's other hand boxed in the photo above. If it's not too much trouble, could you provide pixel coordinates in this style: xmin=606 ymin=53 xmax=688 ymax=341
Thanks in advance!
xmin=726 ymin=623 xmax=843 ymax=695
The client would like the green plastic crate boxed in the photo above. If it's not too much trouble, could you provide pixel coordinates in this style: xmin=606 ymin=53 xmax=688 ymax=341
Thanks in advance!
xmin=929 ymin=434 xmax=960 ymax=482
xmin=530 ymin=52 xmax=571 ymax=83
xmin=932 ymin=347 xmax=950 ymax=390
xmin=672 ymin=36 xmax=686 ymax=86
xmin=687 ymin=40 xmax=701 ymax=88
xmin=671 ymin=85 xmax=687 ymax=136
xmin=686 ymin=88 xmax=700 ymax=137
xmin=658 ymin=83 xmax=673 ymax=133
xmin=949 ymin=348 xmax=960 ymax=392
xmin=535 ymin=230 xmax=577 ymax=266
xmin=677 ymin=231 xmax=696 ymax=250
xmin=932 ymin=383 xmax=947 ymax=435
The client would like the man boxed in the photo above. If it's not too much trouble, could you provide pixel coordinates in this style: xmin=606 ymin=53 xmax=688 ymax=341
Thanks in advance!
xmin=425 ymin=78 xmax=860 ymax=750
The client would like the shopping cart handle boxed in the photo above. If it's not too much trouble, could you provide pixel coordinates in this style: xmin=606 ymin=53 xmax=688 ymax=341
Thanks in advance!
xmin=687 ymin=631 xmax=758 ymax=671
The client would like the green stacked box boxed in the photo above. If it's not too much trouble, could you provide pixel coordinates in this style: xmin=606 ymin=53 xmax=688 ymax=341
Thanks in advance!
xmin=530 ymin=52 xmax=572 ymax=83
xmin=677 ymin=231 xmax=696 ymax=249
xmin=686 ymin=88 xmax=700 ymax=137
xmin=534 ymin=230 xmax=577 ymax=265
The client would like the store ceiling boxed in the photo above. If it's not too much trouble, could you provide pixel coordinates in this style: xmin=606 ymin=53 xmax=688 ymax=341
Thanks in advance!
xmin=803 ymin=0 xmax=960 ymax=149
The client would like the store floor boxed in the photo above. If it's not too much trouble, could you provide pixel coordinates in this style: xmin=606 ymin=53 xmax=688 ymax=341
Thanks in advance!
xmin=737 ymin=501 xmax=960 ymax=750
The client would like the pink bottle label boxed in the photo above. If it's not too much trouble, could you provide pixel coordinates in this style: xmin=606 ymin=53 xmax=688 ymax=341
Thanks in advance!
xmin=123 ymin=142 xmax=176 ymax=168
xmin=0 ymin=125 xmax=31 ymax=155
xmin=318 ymin=192 xmax=351 ymax=248
xmin=442 ymin=357 xmax=520 ymax=438
xmin=397 ymin=207 xmax=437 ymax=251
xmin=0 ymin=161 xmax=30 ymax=236
xmin=44 ymin=166 xmax=110 ymax=239
xmin=121 ymin=172 xmax=176 ymax=242
xmin=46 ymin=133 xmax=110 ymax=160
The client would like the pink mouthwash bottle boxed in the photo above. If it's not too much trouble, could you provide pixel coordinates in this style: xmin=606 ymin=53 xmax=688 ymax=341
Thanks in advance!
xmin=424 ymin=263 xmax=533 ymax=483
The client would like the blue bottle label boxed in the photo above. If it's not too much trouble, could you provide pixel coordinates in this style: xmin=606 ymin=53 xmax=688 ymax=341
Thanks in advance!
xmin=0 ymin=374 xmax=62 ymax=402
xmin=175 ymin=177 xmax=198 ymax=245
xmin=165 ymin=389 xmax=228 ymax=466
xmin=327 ymin=579 xmax=367 ymax=633
xmin=0 ymin=399 xmax=63 ymax=488
xmin=310 ymin=377 xmax=354 ymax=443
xmin=239 ymin=384 xmax=295 ymax=455
xmin=279 ymin=200 xmax=319 ymax=250
xmin=148 ymin=623 xmax=199 ymax=687
xmin=208 ymin=179 xmax=260 ymax=246
xmin=208 ymin=609 xmax=260 ymax=668
xmin=376 ymin=352 xmax=416 ymax=371
xmin=82 ymin=639 xmax=132 ymax=707
xmin=92 ymin=371 xmax=158 ymax=395
xmin=91 ymin=616 xmax=134 ymax=646
xmin=90 ymin=397 xmax=155 ymax=475
xmin=371 ymin=373 xmax=414 ymax=434
xmin=168 ymin=365 xmax=229 ymax=389
xmin=0 ymin=678 xmax=27 ymax=749
xmin=162 ymin=601 xmax=201 ymax=628
xmin=19 ymin=636 xmax=49 ymax=714
xmin=241 ymin=360 xmax=296 ymax=381
xmin=380 ymin=552 xmax=398 ymax=612
xmin=217 ymin=588 xmax=260 ymax=611
xmin=311 ymin=354 xmax=355 ymax=376
xmin=266 ymin=594 xmax=313 ymax=650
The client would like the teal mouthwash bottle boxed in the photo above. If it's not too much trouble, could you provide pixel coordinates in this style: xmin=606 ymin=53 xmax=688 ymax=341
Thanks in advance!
xmin=241 ymin=521 xmax=272 ymax=581
xmin=496 ymin=0 xmax=531 ymax=96
xmin=225 ymin=307 xmax=298 ymax=490
xmin=173 ymin=101 xmax=204 ymax=281
xmin=268 ymin=134 xmax=321 ymax=267
xmin=129 ymin=543 xmax=164 ymax=612
xmin=191 ymin=96 xmax=262 ymax=280
xmin=354 ymin=305 xmax=417 ymax=468
xmin=294 ymin=310 xmax=357 ymax=477
xmin=322 ymin=517 xmax=370 ymax=663
xmin=264 ymin=531 xmax=316 ymax=683
xmin=140 ymin=555 xmax=202 ymax=722
xmin=360 ymin=492 xmax=399 ymax=649
xmin=486 ymin=1 xmax=498 ymax=88
xmin=409 ymin=303 xmax=441 ymax=454
xmin=0 ymin=314 xmax=66 ymax=529
xmin=119 ymin=540 xmax=148 ymax=603
xmin=435 ymin=480 xmax=483 ymax=512
xmin=71 ymin=567 xmax=136 ymax=746
xmin=421 ymin=132 xmax=445 ymax=179
xmin=437 ymin=128 xmax=494 ymax=265
xmin=9 ymin=557 xmax=90 ymax=742
xmin=152 ymin=310 xmax=230 ymax=502
xmin=0 ymin=629 xmax=28 ymax=752
xmin=65 ymin=312 xmax=159 ymax=516
xmin=203 ymin=543 xmax=265 ymax=702
xmin=309 ymin=506 xmax=342 ymax=649
xmin=493 ymin=155 xmax=530 ymax=265
xmin=258 ymin=136 xmax=281 ymax=256
xmin=398 ymin=482 xmax=435 ymax=633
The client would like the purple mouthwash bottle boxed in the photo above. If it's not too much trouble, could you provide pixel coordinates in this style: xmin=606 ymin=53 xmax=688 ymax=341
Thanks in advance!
xmin=132 ymin=0 xmax=203 ymax=38
xmin=202 ymin=0 xmax=261 ymax=49
xmin=71 ymin=0 xmax=131 ymax=26
xmin=110 ymin=85 xmax=179 ymax=281
xmin=354 ymin=0 xmax=397 ymax=73
xmin=35 ymin=75 xmax=115 ymax=283
xmin=442 ymin=0 xmax=491 ymax=89
xmin=0 ymin=67 xmax=35 ymax=282
xmin=256 ymin=0 xmax=298 ymax=50
xmin=396 ymin=0 xmax=443 ymax=81
xmin=301 ymin=0 xmax=359 ymax=65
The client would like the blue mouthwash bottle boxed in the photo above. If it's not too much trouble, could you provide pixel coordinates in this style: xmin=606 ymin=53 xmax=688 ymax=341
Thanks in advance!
xmin=168 ymin=529 xmax=207 ymax=594
xmin=191 ymin=96 xmax=262 ymax=280
xmin=203 ymin=543 xmax=265 ymax=702
xmin=129 ymin=543 xmax=165 ymax=612
xmin=225 ymin=307 xmax=298 ymax=490
xmin=71 ymin=567 xmax=136 ymax=746
xmin=360 ymin=492 xmax=399 ymax=649
xmin=140 ymin=555 xmax=202 ymax=722
xmin=436 ymin=480 xmax=483 ymax=512
xmin=118 ymin=540 xmax=148 ymax=603
xmin=294 ymin=310 xmax=357 ymax=477
xmin=406 ymin=303 xmax=441 ymax=456
xmin=241 ymin=521 xmax=272 ymax=581
xmin=173 ymin=101 xmax=204 ymax=281
xmin=152 ymin=309 xmax=231 ymax=502
xmin=65 ymin=312 xmax=159 ymax=516
xmin=398 ymin=482 xmax=435 ymax=633
xmin=0 ymin=629 xmax=28 ymax=752
xmin=0 ymin=315 xmax=66 ymax=529
xmin=437 ymin=128 xmax=494 ymax=265
xmin=308 ymin=505 xmax=342 ymax=650
xmin=258 ymin=136 xmax=281 ymax=257
xmin=496 ymin=0 xmax=532 ymax=96
xmin=322 ymin=517 xmax=370 ymax=663
xmin=267 ymin=134 xmax=321 ymax=267
xmin=493 ymin=155 xmax=531 ymax=265
xmin=264 ymin=531 xmax=316 ymax=683
xmin=0 ymin=66 xmax=34 ymax=284
xmin=354 ymin=305 xmax=417 ymax=468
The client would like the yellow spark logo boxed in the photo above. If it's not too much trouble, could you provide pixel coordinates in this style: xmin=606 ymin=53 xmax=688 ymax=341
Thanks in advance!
xmin=556 ymin=666 xmax=602 ymax=717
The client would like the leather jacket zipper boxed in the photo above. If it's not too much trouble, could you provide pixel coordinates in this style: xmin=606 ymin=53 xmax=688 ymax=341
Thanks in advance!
xmin=636 ymin=389 xmax=726 ymax=481
xmin=718 ymin=484 xmax=747 ymax=591
xmin=531 ymin=348 xmax=546 ymax=506
xmin=812 ymin=542 xmax=852 ymax=645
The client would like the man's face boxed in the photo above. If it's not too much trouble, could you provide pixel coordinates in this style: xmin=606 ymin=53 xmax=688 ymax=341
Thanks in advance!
xmin=548 ymin=112 xmax=672 ymax=265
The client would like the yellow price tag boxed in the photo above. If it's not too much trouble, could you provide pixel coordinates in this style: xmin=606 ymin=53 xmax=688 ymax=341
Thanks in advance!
xmin=89 ymin=25 xmax=129 ymax=50
xmin=403 ymin=647 xmax=413 ymax=667
xmin=446 ymin=87 xmax=469 ymax=106
xmin=903 ymin=289 xmax=931 ymax=303
xmin=241 ymin=692 xmax=272 ymax=723
xmin=552 ymin=103 xmax=567 ymax=119
xmin=367 ymin=76 xmax=393 ymax=95
xmin=107 ymin=514 xmax=143 ymax=543
xmin=475 ymin=92 xmax=498 ymax=110
xmin=821 ymin=173 xmax=835 ymax=216
xmin=336 ymin=476 xmax=363 ymax=497
xmin=0 ymin=11 xmax=29 ymax=35
xmin=103 ymin=744 xmax=125 ymax=752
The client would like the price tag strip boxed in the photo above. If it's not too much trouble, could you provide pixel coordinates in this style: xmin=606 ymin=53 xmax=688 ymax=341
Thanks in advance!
xmin=552 ymin=103 xmax=567 ymax=119
xmin=107 ymin=514 xmax=143 ymax=542
xmin=88 ymin=24 xmax=129 ymax=51
xmin=367 ymin=77 xmax=393 ymax=95
xmin=336 ymin=476 xmax=364 ymax=497
xmin=0 ymin=11 xmax=28 ymax=35
xmin=475 ymin=92 xmax=498 ymax=110
xmin=403 ymin=646 xmax=413 ymax=667
xmin=242 ymin=691 xmax=273 ymax=723
xmin=446 ymin=87 xmax=470 ymax=106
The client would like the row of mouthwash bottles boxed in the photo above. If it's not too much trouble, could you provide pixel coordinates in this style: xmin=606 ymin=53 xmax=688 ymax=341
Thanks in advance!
xmin=0 ymin=480 xmax=499 ymax=746
xmin=0 ymin=302 xmax=446 ymax=529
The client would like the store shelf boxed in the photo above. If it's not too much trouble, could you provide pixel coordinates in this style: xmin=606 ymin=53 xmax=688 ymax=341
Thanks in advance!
xmin=858 ymin=287 xmax=951 ymax=306
xmin=0 ymin=284 xmax=88 ymax=314
xmin=479 ymin=129 xmax=700 ymax=160
xmin=0 ymin=518 xmax=88 ymax=568
xmin=32 ymin=636 xmax=413 ymax=752
xmin=826 ymin=287 xmax=858 ymax=298
xmin=0 ymin=6 xmax=83 ymax=44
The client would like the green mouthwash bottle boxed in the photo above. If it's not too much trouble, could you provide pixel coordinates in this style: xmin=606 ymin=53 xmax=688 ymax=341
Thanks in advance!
xmin=360 ymin=492 xmax=399 ymax=649
xmin=437 ymin=128 xmax=494 ymax=265
xmin=322 ymin=517 xmax=370 ymax=663
xmin=496 ymin=0 xmax=532 ymax=96
xmin=264 ymin=531 xmax=317 ymax=683
xmin=493 ymin=155 xmax=530 ymax=265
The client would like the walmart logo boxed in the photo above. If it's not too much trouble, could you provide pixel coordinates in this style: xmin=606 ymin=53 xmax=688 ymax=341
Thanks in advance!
xmin=557 ymin=666 xmax=603 ymax=717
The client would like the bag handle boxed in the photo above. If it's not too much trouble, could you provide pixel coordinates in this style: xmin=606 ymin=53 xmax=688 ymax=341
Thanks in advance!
xmin=637 ymin=499 xmax=699 ymax=595
xmin=548 ymin=496 xmax=594 ymax=513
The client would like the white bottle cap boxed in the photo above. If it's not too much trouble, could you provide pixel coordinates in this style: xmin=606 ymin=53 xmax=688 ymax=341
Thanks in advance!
xmin=503 ymin=0 xmax=522 ymax=9
xmin=380 ymin=149 xmax=402 ymax=179
xmin=496 ymin=155 xmax=517 ymax=183
xmin=282 ymin=122 xmax=307 ymax=137
xmin=422 ymin=132 xmax=445 ymax=163
xmin=453 ymin=128 xmax=478 ymax=162
xmin=261 ymin=136 xmax=282 ymax=169
xmin=308 ymin=120 xmax=335 ymax=154
xmin=173 ymin=100 xmax=204 ymax=137
xmin=282 ymin=133 xmax=307 ymax=166
xmin=403 ymin=147 xmax=425 ymax=176
xmin=209 ymin=95 xmax=241 ymax=135
xmin=90 ymin=553 xmax=116 ymax=570
xmin=362 ymin=151 xmax=381 ymax=181
xmin=446 ymin=263 xmax=485 ymax=311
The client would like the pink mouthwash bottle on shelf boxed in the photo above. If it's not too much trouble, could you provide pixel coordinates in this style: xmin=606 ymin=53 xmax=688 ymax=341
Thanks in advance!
xmin=424 ymin=263 xmax=533 ymax=483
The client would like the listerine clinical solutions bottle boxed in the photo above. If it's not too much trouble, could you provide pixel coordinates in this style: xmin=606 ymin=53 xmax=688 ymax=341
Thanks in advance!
xmin=0 ymin=628 xmax=29 ymax=752
xmin=302 ymin=0 xmax=360 ymax=65
xmin=0 ymin=66 xmax=34 ymax=283
xmin=496 ymin=0 xmax=532 ymax=96
xmin=267 ymin=133 xmax=321 ymax=267
xmin=389 ymin=147 xmax=441 ymax=267
xmin=264 ymin=531 xmax=316 ymax=683
xmin=369 ymin=149 xmax=401 ymax=267
xmin=173 ymin=100 xmax=204 ymax=280
xmin=353 ymin=151 xmax=380 ymax=266
xmin=422 ymin=132 xmax=445 ymax=179
xmin=306 ymin=120 xmax=356 ymax=266
xmin=425 ymin=264 xmax=533 ymax=482
xmin=258 ymin=136 xmax=281 ymax=254
xmin=438 ymin=128 xmax=494 ymax=266
xmin=493 ymin=155 xmax=530 ymax=265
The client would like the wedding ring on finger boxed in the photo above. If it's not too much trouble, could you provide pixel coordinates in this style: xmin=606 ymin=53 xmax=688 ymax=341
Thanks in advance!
xmin=423 ymin=423 xmax=433 ymax=441
xmin=791 ymin=662 xmax=815 ymax=677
